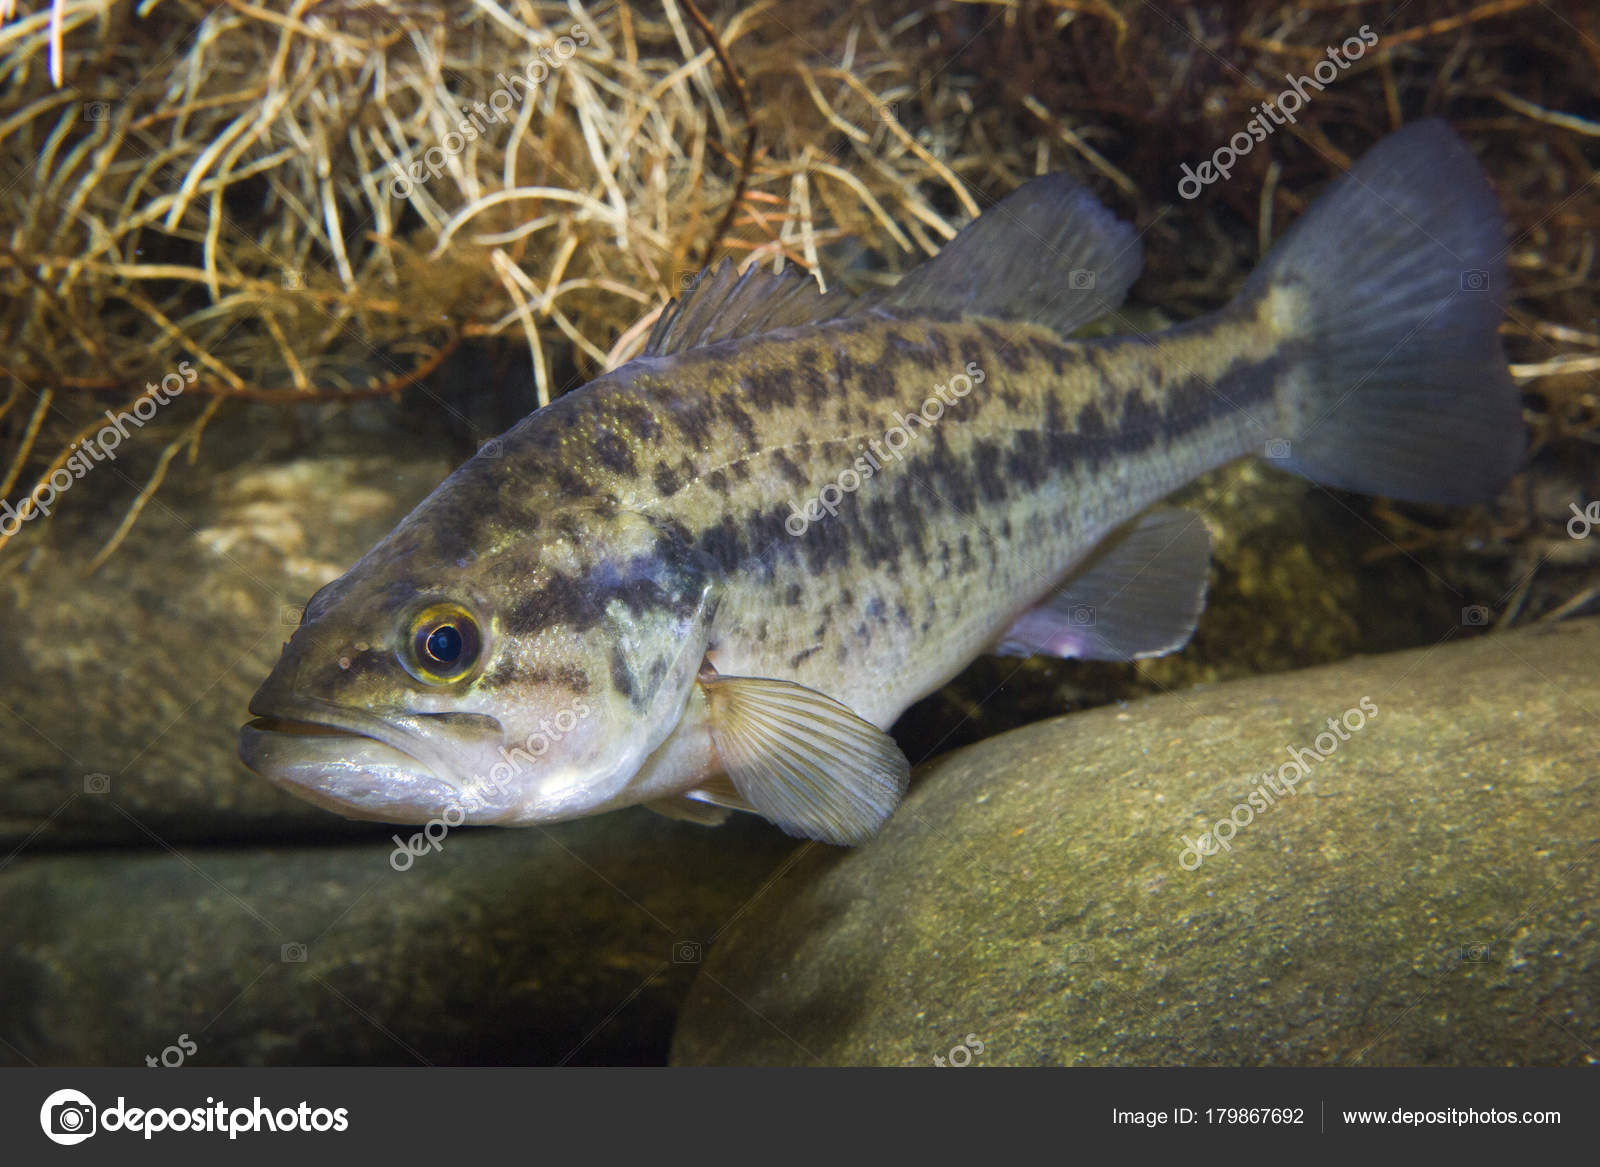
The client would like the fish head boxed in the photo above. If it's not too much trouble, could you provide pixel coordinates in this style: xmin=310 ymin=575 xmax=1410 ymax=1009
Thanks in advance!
xmin=239 ymin=483 xmax=715 ymax=827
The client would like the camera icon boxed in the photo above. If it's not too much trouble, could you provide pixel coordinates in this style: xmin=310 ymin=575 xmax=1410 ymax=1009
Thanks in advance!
xmin=1264 ymin=438 xmax=1292 ymax=460
xmin=41 ymin=1089 xmax=97 ymax=1145
xmin=1068 ymin=268 xmax=1097 ymax=291
xmin=52 ymin=1101 xmax=93 ymax=1135
xmin=83 ymin=101 xmax=108 ymax=122
xmin=672 ymin=939 xmax=703 ymax=964
xmin=676 ymin=270 xmax=701 ymax=291
xmin=1460 ymin=942 xmax=1490 ymax=962
xmin=1460 ymin=269 xmax=1490 ymax=292
xmin=1068 ymin=604 xmax=1096 ymax=626
xmin=280 ymin=942 xmax=308 ymax=963
xmin=1461 ymin=605 xmax=1491 ymax=626
xmin=83 ymin=773 xmax=111 ymax=794
xmin=279 ymin=604 xmax=305 ymax=627
xmin=477 ymin=438 xmax=503 ymax=459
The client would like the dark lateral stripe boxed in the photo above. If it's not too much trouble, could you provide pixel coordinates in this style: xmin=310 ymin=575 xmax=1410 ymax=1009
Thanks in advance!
xmin=474 ymin=311 xmax=1287 ymax=625
xmin=843 ymin=338 xmax=1284 ymax=544
xmin=506 ymin=549 xmax=706 ymax=635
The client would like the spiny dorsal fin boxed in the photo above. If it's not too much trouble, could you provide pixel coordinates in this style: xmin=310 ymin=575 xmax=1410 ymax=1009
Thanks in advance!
xmin=647 ymin=173 xmax=1142 ymax=357
xmin=995 ymin=508 xmax=1211 ymax=661
xmin=643 ymin=259 xmax=859 ymax=357
xmin=877 ymin=172 xmax=1144 ymax=335
xmin=698 ymin=673 xmax=909 ymax=846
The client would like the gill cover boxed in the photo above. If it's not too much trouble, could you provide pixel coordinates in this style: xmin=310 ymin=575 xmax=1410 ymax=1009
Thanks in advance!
xmin=512 ymin=505 xmax=721 ymax=818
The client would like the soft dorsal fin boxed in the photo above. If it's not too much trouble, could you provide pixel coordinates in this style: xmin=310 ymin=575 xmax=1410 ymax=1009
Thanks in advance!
xmin=643 ymin=259 xmax=859 ymax=357
xmin=876 ymin=172 xmax=1143 ymax=335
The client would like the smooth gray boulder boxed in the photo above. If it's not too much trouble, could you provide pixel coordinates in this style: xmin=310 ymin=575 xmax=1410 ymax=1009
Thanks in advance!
xmin=672 ymin=619 xmax=1600 ymax=1066
xmin=0 ymin=410 xmax=453 ymax=847
xmin=1 ymin=809 xmax=792 ymax=1065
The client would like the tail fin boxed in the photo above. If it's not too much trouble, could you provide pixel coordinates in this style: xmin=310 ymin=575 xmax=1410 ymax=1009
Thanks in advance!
xmin=1243 ymin=119 xmax=1523 ymax=504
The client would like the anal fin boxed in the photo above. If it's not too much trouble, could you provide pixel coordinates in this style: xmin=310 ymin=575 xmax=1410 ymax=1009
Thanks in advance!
xmin=996 ymin=508 xmax=1211 ymax=661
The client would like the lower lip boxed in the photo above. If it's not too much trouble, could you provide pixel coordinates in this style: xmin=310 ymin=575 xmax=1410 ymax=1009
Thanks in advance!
xmin=237 ymin=721 xmax=465 ymax=825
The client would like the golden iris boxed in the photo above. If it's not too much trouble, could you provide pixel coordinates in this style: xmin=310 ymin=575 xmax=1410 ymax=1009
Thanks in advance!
xmin=403 ymin=603 xmax=482 ymax=683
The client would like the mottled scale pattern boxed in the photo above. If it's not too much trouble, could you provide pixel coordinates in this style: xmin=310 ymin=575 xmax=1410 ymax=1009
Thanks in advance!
xmin=468 ymin=294 xmax=1299 ymax=725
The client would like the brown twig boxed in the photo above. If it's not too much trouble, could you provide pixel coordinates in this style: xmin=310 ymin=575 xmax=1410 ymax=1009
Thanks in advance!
xmin=681 ymin=0 xmax=757 ymax=270
xmin=85 ymin=396 xmax=225 ymax=575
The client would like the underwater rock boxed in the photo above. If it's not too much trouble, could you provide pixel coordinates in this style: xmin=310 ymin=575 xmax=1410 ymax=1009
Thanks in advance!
xmin=0 ymin=408 xmax=453 ymax=848
xmin=0 ymin=809 xmax=793 ymax=1066
xmin=672 ymin=619 xmax=1600 ymax=1066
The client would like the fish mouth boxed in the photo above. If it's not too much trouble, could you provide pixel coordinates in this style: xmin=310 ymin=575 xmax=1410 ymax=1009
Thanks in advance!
xmin=244 ymin=716 xmax=352 ymax=738
xmin=239 ymin=689 xmax=506 ymax=825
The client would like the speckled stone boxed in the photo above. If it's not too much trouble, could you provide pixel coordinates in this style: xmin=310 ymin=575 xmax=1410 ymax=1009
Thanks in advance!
xmin=672 ymin=619 xmax=1600 ymax=1066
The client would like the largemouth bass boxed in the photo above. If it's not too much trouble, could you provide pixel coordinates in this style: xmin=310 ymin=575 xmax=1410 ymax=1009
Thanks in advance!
xmin=239 ymin=120 xmax=1521 ymax=844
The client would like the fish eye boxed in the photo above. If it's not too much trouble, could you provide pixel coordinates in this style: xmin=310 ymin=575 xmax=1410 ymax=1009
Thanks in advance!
xmin=403 ymin=603 xmax=483 ymax=684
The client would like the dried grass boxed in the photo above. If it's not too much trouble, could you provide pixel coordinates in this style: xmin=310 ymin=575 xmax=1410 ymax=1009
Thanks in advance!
xmin=0 ymin=0 xmax=1595 ymax=584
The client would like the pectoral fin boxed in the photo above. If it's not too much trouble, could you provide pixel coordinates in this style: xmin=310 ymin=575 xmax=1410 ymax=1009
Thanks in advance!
xmin=996 ymin=508 xmax=1212 ymax=661
xmin=698 ymin=673 xmax=910 ymax=846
